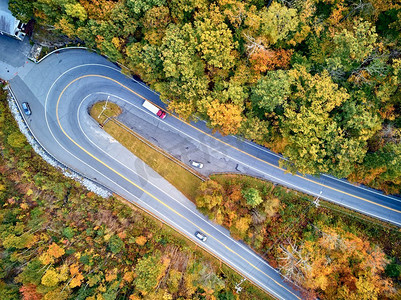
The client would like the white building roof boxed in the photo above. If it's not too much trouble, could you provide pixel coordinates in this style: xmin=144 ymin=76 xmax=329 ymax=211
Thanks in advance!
xmin=0 ymin=0 xmax=23 ymax=39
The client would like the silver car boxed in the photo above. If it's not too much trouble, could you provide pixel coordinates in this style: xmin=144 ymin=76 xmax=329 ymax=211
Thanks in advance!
xmin=195 ymin=231 xmax=207 ymax=242
xmin=190 ymin=160 xmax=204 ymax=169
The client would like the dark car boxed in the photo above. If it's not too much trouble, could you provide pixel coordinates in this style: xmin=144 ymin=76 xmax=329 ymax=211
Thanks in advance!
xmin=22 ymin=102 xmax=32 ymax=116
xmin=195 ymin=231 xmax=207 ymax=242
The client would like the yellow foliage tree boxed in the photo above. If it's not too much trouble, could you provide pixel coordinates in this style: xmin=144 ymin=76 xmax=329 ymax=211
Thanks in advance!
xmin=123 ymin=271 xmax=135 ymax=283
xmin=168 ymin=100 xmax=195 ymax=121
xmin=69 ymin=273 xmax=84 ymax=288
xmin=41 ymin=269 xmax=60 ymax=287
xmin=105 ymin=268 xmax=118 ymax=282
xmin=207 ymin=100 xmax=243 ymax=135
xmin=39 ymin=252 xmax=54 ymax=265
xmin=231 ymin=216 xmax=251 ymax=240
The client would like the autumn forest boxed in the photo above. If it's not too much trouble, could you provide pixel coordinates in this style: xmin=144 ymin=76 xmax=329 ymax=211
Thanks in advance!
xmin=9 ymin=0 xmax=401 ymax=193
xmin=2 ymin=0 xmax=401 ymax=299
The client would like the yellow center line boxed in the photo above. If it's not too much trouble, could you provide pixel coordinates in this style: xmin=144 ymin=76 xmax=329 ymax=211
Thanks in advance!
xmin=174 ymin=119 xmax=401 ymax=214
xmin=164 ymin=105 xmax=401 ymax=216
xmin=58 ymin=73 xmax=401 ymax=215
xmin=87 ymin=74 xmax=400 ymax=215
xmin=56 ymin=75 xmax=301 ymax=299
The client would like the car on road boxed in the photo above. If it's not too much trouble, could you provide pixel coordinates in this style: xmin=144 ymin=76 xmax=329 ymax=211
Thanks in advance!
xmin=190 ymin=160 xmax=203 ymax=169
xmin=22 ymin=102 xmax=32 ymax=116
xmin=195 ymin=231 xmax=207 ymax=241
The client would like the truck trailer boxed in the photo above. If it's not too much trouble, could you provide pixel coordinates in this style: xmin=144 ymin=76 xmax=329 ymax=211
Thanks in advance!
xmin=142 ymin=100 xmax=166 ymax=119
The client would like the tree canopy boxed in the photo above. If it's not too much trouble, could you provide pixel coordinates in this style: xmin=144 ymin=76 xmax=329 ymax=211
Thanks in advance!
xmin=10 ymin=0 xmax=401 ymax=192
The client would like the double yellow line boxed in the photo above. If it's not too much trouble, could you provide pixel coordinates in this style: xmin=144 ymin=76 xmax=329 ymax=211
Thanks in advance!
xmin=56 ymin=74 xmax=302 ymax=299
xmin=101 ymin=74 xmax=401 ymax=216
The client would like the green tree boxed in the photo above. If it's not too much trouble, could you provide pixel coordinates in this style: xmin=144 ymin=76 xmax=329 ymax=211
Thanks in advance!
xmin=110 ymin=2 xmax=138 ymax=37
xmin=16 ymin=260 xmax=42 ymax=285
xmin=216 ymin=80 xmax=248 ymax=107
xmin=238 ymin=115 xmax=270 ymax=145
xmin=108 ymin=235 xmax=124 ymax=254
xmin=134 ymin=252 xmax=166 ymax=295
xmin=385 ymin=263 xmax=401 ymax=278
xmin=169 ymin=0 xmax=205 ymax=21
xmin=364 ymin=142 xmax=401 ymax=186
xmin=7 ymin=132 xmax=26 ymax=149
xmin=33 ymin=0 xmax=66 ymax=24
xmin=126 ymin=42 xmax=164 ymax=84
xmin=245 ymin=2 xmax=300 ymax=46
xmin=279 ymin=67 xmax=371 ymax=177
xmin=8 ymin=0 xmax=35 ymax=23
xmin=251 ymin=70 xmax=293 ymax=113
xmin=64 ymin=2 xmax=87 ymax=22
xmin=376 ymin=59 xmax=401 ymax=106
xmin=325 ymin=19 xmax=378 ymax=78
xmin=142 ymin=6 xmax=170 ymax=30
xmin=0 ymin=281 xmax=19 ymax=300
xmin=157 ymin=23 xmax=209 ymax=115
xmin=126 ymin=0 xmax=166 ymax=15
xmin=195 ymin=16 xmax=237 ymax=70
xmin=196 ymin=180 xmax=224 ymax=211
xmin=242 ymin=188 xmax=263 ymax=208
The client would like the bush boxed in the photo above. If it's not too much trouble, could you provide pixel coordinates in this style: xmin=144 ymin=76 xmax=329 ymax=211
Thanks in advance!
xmin=242 ymin=188 xmax=263 ymax=207
xmin=385 ymin=263 xmax=401 ymax=278
xmin=108 ymin=235 xmax=124 ymax=254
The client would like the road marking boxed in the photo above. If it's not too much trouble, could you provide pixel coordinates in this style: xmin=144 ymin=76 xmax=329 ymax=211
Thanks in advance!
xmin=44 ymin=64 xmax=298 ymax=281
xmin=50 ymin=70 xmax=401 ymax=225
xmin=171 ymin=116 xmax=401 ymax=215
xmin=44 ymin=85 xmax=291 ymax=300
xmin=56 ymin=75 xmax=302 ymax=300
xmin=77 ymin=92 xmax=287 ymax=271
xmin=43 ymin=63 xmax=401 ymax=206
xmin=34 ymin=58 xmax=400 ymax=297
xmin=64 ymin=74 xmax=401 ymax=217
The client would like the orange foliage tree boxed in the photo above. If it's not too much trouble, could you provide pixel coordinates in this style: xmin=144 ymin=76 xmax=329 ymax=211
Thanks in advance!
xmin=20 ymin=284 xmax=42 ymax=300
xmin=279 ymin=224 xmax=394 ymax=299
xmin=249 ymin=48 xmax=293 ymax=73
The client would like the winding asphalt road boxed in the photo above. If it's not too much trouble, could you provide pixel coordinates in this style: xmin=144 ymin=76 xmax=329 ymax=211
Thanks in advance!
xmin=1 ymin=35 xmax=400 ymax=299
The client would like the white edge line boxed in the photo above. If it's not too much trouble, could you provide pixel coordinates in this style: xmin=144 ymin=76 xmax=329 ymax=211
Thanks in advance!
xmin=76 ymin=91 xmax=292 ymax=277
xmin=44 ymin=65 xmax=297 ymax=299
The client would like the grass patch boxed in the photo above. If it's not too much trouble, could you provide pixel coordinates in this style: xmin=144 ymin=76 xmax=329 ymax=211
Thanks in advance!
xmin=90 ymin=101 xmax=203 ymax=202
xmin=90 ymin=100 xmax=122 ymax=123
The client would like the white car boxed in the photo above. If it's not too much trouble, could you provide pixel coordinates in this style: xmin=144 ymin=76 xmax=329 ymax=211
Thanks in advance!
xmin=190 ymin=160 xmax=204 ymax=169
xmin=195 ymin=231 xmax=207 ymax=242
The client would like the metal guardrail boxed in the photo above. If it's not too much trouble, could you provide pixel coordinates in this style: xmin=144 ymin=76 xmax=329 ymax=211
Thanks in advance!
xmin=6 ymin=84 xmax=114 ymax=196
xmin=5 ymin=85 xmax=283 ymax=300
